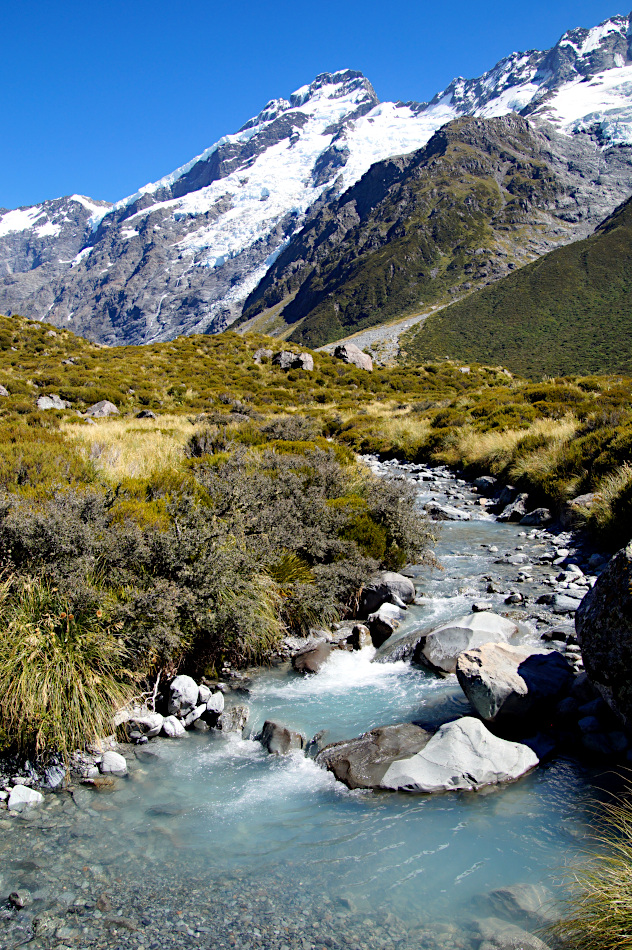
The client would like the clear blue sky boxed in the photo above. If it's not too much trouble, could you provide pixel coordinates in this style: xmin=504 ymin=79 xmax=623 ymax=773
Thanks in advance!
xmin=1 ymin=0 xmax=627 ymax=209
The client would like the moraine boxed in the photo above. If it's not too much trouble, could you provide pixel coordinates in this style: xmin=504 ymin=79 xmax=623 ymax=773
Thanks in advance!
xmin=0 ymin=458 xmax=620 ymax=949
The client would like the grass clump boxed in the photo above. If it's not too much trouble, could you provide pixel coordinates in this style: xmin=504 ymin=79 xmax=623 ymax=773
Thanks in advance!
xmin=551 ymin=788 xmax=632 ymax=950
xmin=0 ymin=575 xmax=136 ymax=759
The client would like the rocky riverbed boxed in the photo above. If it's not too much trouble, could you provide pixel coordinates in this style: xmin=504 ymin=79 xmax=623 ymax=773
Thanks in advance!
xmin=0 ymin=457 xmax=625 ymax=950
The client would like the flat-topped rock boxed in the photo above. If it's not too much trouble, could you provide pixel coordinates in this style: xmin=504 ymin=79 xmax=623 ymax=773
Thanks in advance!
xmin=414 ymin=612 xmax=518 ymax=675
xmin=380 ymin=717 xmax=538 ymax=793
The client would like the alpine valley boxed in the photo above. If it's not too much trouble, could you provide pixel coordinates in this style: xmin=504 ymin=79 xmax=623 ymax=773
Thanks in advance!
xmin=2 ymin=11 xmax=632 ymax=350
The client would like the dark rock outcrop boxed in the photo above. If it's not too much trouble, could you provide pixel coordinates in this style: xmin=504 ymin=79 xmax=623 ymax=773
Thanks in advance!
xmin=316 ymin=723 xmax=432 ymax=789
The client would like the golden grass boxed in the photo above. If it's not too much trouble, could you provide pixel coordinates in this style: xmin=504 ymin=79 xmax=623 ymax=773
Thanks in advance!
xmin=441 ymin=416 xmax=579 ymax=474
xmin=62 ymin=415 xmax=202 ymax=480
xmin=586 ymin=463 xmax=632 ymax=530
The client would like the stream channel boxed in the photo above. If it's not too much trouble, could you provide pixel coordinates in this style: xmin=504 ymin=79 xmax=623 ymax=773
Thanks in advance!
xmin=0 ymin=458 xmax=617 ymax=950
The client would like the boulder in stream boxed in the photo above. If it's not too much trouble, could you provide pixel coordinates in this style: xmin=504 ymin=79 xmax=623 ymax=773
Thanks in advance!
xmin=475 ymin=882 xmax=560 ymax=931
xmin=168 ymin=675 xmax=199 ymax=718
xmin=425 ymin=503 xmax=471 ymax=522
xmin=576 ymin=541 xmax=632 ymax=728
xmin=8 ymin=785 xmax=44 ymax=812
xmin=217 ymin=704 xmax=249 ymax=733
xmin=292 ymin=640 xmax=332 ymax=673
xmin=359 ymin=571 xmax=415 ymax=616
xmin=162 ymin=715 xmax=186 ymax=738
xmin=379 ymin=717 xmax=538 ymax=793
xmin=456 ymin=643 xmax=574 ymax=722
xmin=367 ymin=602 xmax=403 ymax=648
xmin=497 ymin=493 xmax=529 ymax=523
xmin=260 ymin=720 xmax=305 ymax=754
xmin=316 ymin=723 xmax=432 ymax=789
xmin=414 ymin=612 xmax=518 ymax=675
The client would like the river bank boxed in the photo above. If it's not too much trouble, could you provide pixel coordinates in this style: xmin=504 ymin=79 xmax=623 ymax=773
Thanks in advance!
xmin=0 ymin=457 xmax=625 ymax=950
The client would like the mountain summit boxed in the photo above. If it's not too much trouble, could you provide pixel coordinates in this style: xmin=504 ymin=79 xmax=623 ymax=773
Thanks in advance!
xmin=1 ymin=14 xmax=632 ymax=344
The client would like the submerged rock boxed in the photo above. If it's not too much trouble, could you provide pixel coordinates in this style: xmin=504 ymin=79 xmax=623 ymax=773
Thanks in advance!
xmin=260 ymin=720 xmax=305 ymax=755
xmin=317 ymin=723 xmax=432 ymax=789
xmin=470 ymin=916 xmax=552 ymax=950
xmin=414 ymin=612 xmax=518 ymax=675
xmin=477 ymin=882 xmax=560 ymax=930
xmin=379 ymin=717 xmax=538 ymax=793
xmin=456 ymin=643 xmax=573 ymax=721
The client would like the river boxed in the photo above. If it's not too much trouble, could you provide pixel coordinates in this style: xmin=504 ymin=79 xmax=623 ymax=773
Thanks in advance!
xmin=0 ymin=458 xmax=613 ymax=950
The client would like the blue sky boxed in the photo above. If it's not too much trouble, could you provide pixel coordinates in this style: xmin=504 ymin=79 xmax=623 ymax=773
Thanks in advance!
xmin=1 ymin=0 xmax=626 ymax=209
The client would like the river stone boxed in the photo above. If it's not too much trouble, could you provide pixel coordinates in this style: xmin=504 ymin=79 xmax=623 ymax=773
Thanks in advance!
xmin=8 ymin=785 xmax=44 ymax=812
xmin=380 ymin=717 xmax=538 ymax=793
xmin=367 ymin=602 xmax=403 ymax=648
xmin=84 ymin=399 xmax=119 ymax=418
xmin=425 ymin=502 xmax=471 ymax=522
xmin=373 ymin=627 xmax=425 ymax=663
xmin=100 ymin=751 xmax=128 ymax=774
xmin=359 ymin=571 xmax=415 ymax=616
xmin=125 ymin=711 xmax=164 ymax=738
xmin=414 ymin=612 xmax=518 ymax=675
xmin=456 ymin=643 xmax=574 ymax=721
xmin=476 ymin=882 xmax=560 ymax=930
xmin=520 ymin=508 xmax=552 ymax=526
xmin=333 ymin=342 xmax=373 ymax=372
xmin=471 ymin=916 xmax=552 ymax=950
xmin=497 ymin=494 xmax=529 ymax=523
xmin=217 ymin=704 xmax=249 ymax=733
xmin=317 ymin=723 xmax=432 ymax=790
xmin=576 ymin=544 xmax=632 ymax=728
xmin=198 ymin=684 xmax=211 ymax=704
xmin=168 ymin=674 xmax=199 ymax=717
xmin=349 ymin=624 xmax=372 ymax=650
xmin=183 ymin=704 xmax=207 ymax=727
xmin=292 ymin=640 xmax=332 ymax=673
xmin=260 ymin=720 xmax=305 ymax=754
xmin=162 ymin=715 xmax=186 ymax=738
xmin=474 ymin=475 xmax=498 ymax=495
xmin=206 ymin=691 xmax=225 ymax=715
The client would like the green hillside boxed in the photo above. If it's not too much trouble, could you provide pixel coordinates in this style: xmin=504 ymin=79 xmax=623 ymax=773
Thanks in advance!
xmin=402 ymin=195 xmax=632 ymax=377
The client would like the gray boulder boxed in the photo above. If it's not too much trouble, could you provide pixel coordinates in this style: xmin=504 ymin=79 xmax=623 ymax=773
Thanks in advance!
xmin=99 ymin=751 xmax=128 ymax=774
xmin=136 ymin=409 xmax=156 ymax=419
xmin=520 ymin=508 xmax=552 ymax=526
xmin=414 ymin=612 xmax=518 ymax=675
xmin=292 ymin=641 xmax=332 ymax=673
xmin=425 ymin=502 xmax=471 ymax=522
xmin=359 ymin=571 xmax=415 ymax=616
xmin=560 ymin=492 xmax=596 ymax=528
xmin=348 ymin=624 xmax=373 ymax=650
xmin=456 ymin=643 xmax=573 ymax=721
xmin=183 ymin=704 xmax=207 ymax=728
xmin=168 ymin=675 xmax=199 ymax=717
xmin=498 ymin=494 xmax=529 ymax=523
xmin=260 ymin=720 xmax=305 ymax=754
xmin=253 ymin=347 xmax=272 ymax=364
xmin=0 ymin=385 xmax=9 ymax=397
xmin=473 ymin=475 xmax=498 ymax=495
xmin=316 ymin=723 xmax=432 ymax=790
xmin=162 ymin=715 xmax=186 ymax=738
xmin=206 ymin=691 xmax=225 ymax=715
xmin=85 ymin=399 xmax=119 ymax=418
xmin=272 ymin=350 xmax=313 ymax=371
xmin=333 ymin=342 xmax=373 ymax=372
xmin=367 ymin=603 xmax=403 ymax=648
xmin=217 ymin=704 xmax=249 ymax=733
xmin=8 ymin=785 xmax=44 ymax=812
xmin=37 ymin=393 xmax=68 ymax=410
xmin=576 ymin=543 xmax=632 ymax=728
xmin=125 ymin=711 xmax=164 ymax=739
xmin=380 ymin=717 xmax=538 ymax=793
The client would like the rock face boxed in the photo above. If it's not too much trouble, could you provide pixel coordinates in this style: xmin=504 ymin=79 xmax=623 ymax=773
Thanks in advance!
xmin=316 ymin=723 xmax=432 ymax=789
xmin=260 ymin=720 xmax=305 ymax=754
xmin=414 ymin=612 xmax=518 ymax=675
xmin=380 ymin=717 xmax=539 ymax=793
xmin=292 ymin=641 xmax=332 ymax=673
xmin=456 ymin=643 xmax=573 ymax=721
xmin=333 ymin=343 xmax=373 ymax=371
xmin=359 ymin=571 xmax=415 ymax=616
xmin=576 ymin=542 xmax=632 ymax=728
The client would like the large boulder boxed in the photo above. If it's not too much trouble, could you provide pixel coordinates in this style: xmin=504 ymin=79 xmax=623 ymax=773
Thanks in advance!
xmin=162 ymin=715 xmax=186 ymax=738
xmin=124 ymin=710 xmax=164 ymax=739
xmin=497 ymin=493 xmax=529 ymax=523
xmin=380 ymin=717 xmax=538 ymax=793
xmin=260 ymin=720 xmax=305 ymax=755
xmin=99 ymin=751 xmax=128 ymax=774
xmin=414 ymin=612 xmax=518 ymax=675
xmin=272 ymin=351 xmax=313 ymax=371
xmin=217 ymin=704 xmax=249 ymax=733
xmin=359 ymin=571 xmax=415 ymax=616
xmin=424 ymin=502 xmax=471 ymax=522
xmin=316 ymin=723 xmax=432 ymax=789
xmin=168 ymin=675 xmax=199 ymax=717
xmin=456 ymin=643 xmax=574 ymax=721
xmin=84 ymin=399 xmax=119 ymax=418
xmin=333 ymin=342 xmax=373 ymax=372
xmin=367 ymin=603 xmax=404 ymax=648
xmin=576 ymin=542 xmax=632 ymax=728
xmin=37 ymin=393 xmax=69 ymax=410
xmin=292 ymin=641 xmax=332 ymax=673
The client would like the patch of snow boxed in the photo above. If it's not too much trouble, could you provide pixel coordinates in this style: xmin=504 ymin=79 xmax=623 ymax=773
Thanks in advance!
xmin=34 ymin=221 xmax=61 ymax=238
xmin=72 ymin=247 xmax=93 ymax=267
xmin=536 ymin=65 xmax=632 ymax=144
xmin=0 ymin=205 xmax=45 ymax=237
xmin=120 ymin=227 xmax=139 ymax=240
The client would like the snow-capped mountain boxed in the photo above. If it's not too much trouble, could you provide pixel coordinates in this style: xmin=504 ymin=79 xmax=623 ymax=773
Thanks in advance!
xmin=1 ymin=12 xmax=632 ymax=345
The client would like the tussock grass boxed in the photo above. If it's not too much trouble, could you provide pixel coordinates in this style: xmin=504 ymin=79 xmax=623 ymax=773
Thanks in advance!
xmin=63 ymin=416 xmax=202 ymax=480
xmin=585 ymin=463 xmax=632 ymax=537
xmin=551 ymin=789 xmax=632 ymax=950
xmin=0 ymin=576 xmax=136 ymax=759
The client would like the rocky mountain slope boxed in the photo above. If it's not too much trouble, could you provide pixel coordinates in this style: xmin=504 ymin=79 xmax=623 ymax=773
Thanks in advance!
xmin=0 ymin=12 xmax=631 ymax=345
xmin=400 ymin=193 xmax=632 ymax=377
xmin=237 ymin=113 xmax=632 ymax=347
